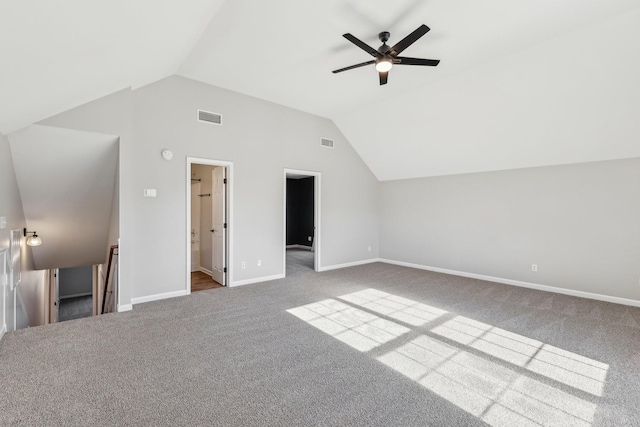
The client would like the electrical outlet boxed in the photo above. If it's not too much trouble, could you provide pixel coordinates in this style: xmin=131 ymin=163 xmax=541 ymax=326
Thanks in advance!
xmin=368 ymin=246 xmax=371 ymax=252
xmin=0 ymin=216 xmax=6 ymax=229
xmin=308 ymin=236 xmax=312 ymax=242
xmin=257 ymin=260 xmax=261 ymax=267
xmin=531 ymin=264 xmax=538 ymax=272
xmin=241 ymin=261 xmax=246 ymax=269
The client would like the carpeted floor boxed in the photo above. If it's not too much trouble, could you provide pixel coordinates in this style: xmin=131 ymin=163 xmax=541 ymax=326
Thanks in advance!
xmin=1 ymin=262 xmax=639 ymax=426
xmin=286 ymin=247 xmax=314 ymax=277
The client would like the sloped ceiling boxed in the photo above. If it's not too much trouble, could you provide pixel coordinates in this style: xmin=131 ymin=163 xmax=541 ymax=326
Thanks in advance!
xmin=2 ymin=0 xmax=640 ymax=180
xmin=8 ymin=125 xmax=118 ymax=270
xmin=0 ymin=0 xmax=226 ymax=134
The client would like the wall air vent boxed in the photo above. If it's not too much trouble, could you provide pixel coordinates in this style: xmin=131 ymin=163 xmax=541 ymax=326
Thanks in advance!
xmin=197 ymin=109 xmax=222 ymax=125
xmin=321 ymin=138 xmax=334 ymax=148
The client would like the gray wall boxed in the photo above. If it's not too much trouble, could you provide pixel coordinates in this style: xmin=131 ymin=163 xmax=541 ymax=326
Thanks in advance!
xmin=379 ymin=158 xmax=640 ymax=301
xmin=59 ymin=265 xmax=93 ymax=299
xmin=40 ymin=76 xmax=379 ymax=304
xmin=39 ymin=88 xmax=133 ymax=308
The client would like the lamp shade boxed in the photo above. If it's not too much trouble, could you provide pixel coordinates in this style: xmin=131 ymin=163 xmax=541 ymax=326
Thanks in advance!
xmin=26 ymin=234 xmax=42 ymax=246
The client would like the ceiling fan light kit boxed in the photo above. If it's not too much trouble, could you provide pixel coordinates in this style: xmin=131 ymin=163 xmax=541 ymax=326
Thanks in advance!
xmin=333 ymin=24 xmax=440 ymax=85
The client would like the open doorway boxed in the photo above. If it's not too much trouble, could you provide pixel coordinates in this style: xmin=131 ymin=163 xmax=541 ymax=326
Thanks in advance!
xmin=187 ymin=158 xmax=233 ymax=293
xmin=49 ymin=265 xmax=94 ymax=322
xmin=284 ymin=169 xmax=321 ymax=276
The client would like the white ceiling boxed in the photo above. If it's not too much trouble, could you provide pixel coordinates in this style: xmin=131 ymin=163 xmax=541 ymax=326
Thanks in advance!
xmin=8 ymin=125 xmax=118 ymax=270
xmin=2 ymin=0 xmax=640 ymax=180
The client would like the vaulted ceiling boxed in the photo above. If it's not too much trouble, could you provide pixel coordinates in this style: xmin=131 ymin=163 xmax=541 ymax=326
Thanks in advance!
xmin=2 ymin=0 xmax=640 ymax=180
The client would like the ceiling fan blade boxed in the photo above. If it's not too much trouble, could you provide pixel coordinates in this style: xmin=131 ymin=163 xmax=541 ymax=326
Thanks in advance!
xmin=332 ymin=60 xmax=375 ymax=74
xmin=343 ymin=33 xmax=381 ymax=57
xmin=379 ymin=71 xmax=388 ymax=85
xmin=389 ymin=24 xmax=430 ymax=56
xmin=396 ymin=57 xmax=440 ymax=66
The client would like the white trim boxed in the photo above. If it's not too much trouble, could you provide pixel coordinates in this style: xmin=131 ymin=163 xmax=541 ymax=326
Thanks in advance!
xmin=318 ymin=258 xmax=380 ymax=272
xmin=199 ymin=267 xmax=213 ymax=276
xmin=232 ymin=274 xmax=285 ymax=287
xmin=60 ymin=292 xmax=92 ymax=300
xmin=380 ymin=259 xmax=640 ymax=308
xmin=117 ymin=238 xmax=122 ymax=312
xmin=131 ymin=290 xmax=188 ymax=306
xmin=0 ymin=250 xmax=6 ymax=336
xmin=186 ymin=158 xmax=234 ymax=294
xmin=283 ymin=169 xmax=321 ymax=275
xmin=117 ymin=304 xmax=132 ymax=312
xmin=286 ymin=244 xmax=313 ymax=250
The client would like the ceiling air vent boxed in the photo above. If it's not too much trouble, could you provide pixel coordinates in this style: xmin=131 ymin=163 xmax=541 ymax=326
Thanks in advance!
xmin=197 ymin=109 xmax=222 ymax=125
xmin=321 ymin=138 xmax=334 ymax=148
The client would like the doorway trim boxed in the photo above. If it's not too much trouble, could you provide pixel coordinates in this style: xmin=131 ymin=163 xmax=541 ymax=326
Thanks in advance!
xmin=283 ymin=168 xmax=321 ymax=275
xmin=186 ymin=157 xmax=234 ymax=293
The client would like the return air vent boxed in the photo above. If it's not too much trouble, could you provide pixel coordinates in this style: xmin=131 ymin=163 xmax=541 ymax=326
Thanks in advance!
xmin=197 ymin=109 xmax=222 ymax=125
xmin=321 ymin=138 xmax=334 ymax=148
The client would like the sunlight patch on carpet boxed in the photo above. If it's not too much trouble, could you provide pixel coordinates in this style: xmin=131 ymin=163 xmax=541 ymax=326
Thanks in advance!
xmin=288 ymin=288 xmax=608 ymax=427
xmin=431 ymin=315 xmax=608 ymax=396
xmin=287 ymin=298 xmax=410 ymax=352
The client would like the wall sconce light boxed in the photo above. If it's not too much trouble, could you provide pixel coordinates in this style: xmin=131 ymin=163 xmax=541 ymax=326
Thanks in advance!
xmin=23 ymin=228 xmax=42 ymax=246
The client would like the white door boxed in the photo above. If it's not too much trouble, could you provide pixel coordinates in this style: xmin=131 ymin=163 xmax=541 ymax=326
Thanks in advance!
xmin=211 ymin=167 xmax=226 ymax=285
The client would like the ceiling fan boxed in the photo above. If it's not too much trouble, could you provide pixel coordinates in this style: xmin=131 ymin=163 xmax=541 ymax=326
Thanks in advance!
xmin=332 ymin=24 xmax=440 ymax=85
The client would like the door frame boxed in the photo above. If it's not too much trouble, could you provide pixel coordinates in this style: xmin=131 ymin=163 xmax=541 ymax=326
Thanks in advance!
xmin=283 ymin=168 xmax=321 ymax=274
xmin=186 ymin=157 xmax=233 ymax=292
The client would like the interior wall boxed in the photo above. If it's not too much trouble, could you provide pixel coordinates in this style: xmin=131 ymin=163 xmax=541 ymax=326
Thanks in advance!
xmin=39 ymin=76 xmax=379 ymax=304
xmin=379 ymin=157 xmax=640 ymax=302
xmin=100 ymin=150 xmax=120 ymax=310
xmin=38 ymin=88 xmax=132 ymax=309
xmin=0 ymin=133 xmax=47 ymax=330
xmin=286 ymin=177 xmax=314 ymax=247
xmin=59 ymin=265 xmax=93 ymax=299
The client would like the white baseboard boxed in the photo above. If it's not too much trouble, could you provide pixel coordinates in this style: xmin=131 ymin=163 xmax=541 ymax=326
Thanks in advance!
xmin=199 ymin=267 xmax=213 ymax=276
xmin=117 ymin=304 xmax=133 ymax=312
xmin=318 ymin=258 xmax=380 ymax=272
xmin=0 ymin=324 xmax=6 ymax=342
xmin=131 ymin=290 xmax=188 ymax=305
xmin=286 ymin=245 xmax=312 ymax=251
xmin=232 ymin=274 xmax=285 ymax=287
xmin=380 ymin=258 xmax=640 ymax=308
xmin=60 ymin=292 xmax=92 ymax=300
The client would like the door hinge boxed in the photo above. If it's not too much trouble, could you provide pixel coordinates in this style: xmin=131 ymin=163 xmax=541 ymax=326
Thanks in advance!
xmin=223 ymin=178 xmax=227 ymax=184
xmin=224 ymin=223 xmax=227 ymax=229
xmin=223 ymin=267 xmax=227 ymax=273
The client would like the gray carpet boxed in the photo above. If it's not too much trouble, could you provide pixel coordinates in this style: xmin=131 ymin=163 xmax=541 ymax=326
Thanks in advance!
xmin=58 ymin=295 xmax=93 ymax=322
xmin=286 ymin=247 xmax=314 ymax=277
xmin=1 ymin=262 xmax=639 ymax=426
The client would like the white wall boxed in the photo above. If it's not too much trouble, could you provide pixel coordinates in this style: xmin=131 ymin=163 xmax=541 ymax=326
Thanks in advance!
xmin=379 ymin=158 xmax=640 ymax=302
xmin=40 ymin=77 xmax=379 ymax=305
xmin=0 ymin=133 xmax=47 ymax=331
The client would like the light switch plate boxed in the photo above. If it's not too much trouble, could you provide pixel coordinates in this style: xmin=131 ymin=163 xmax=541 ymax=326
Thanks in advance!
xmin=0 ymin=216 xmax=6 ymax=229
